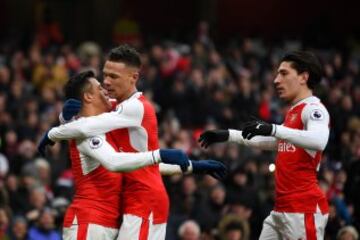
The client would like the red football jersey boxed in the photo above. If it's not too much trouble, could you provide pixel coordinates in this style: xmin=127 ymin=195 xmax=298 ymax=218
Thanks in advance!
xmin=63 ymin=133 xmax=122 ymax=228
xmin=50 ymin=92 xmax=169 ymax=224
xmin=110 ymin=94 xmax=169 ymax=224
xmin=274 ymin=98 xmax=329 ymax=214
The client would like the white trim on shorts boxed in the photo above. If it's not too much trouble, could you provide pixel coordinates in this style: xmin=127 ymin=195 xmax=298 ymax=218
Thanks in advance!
xmin=63 ymin=222 xmax=119 ymax=240
xmin=117 ymin=213 xmax=167 ymax=240
xmin=259 ymin=211 xmax=328 ymax=240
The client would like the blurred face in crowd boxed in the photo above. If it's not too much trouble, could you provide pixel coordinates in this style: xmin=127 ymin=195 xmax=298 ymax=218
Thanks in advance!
xmin=338 ymin=232 xmax=357 ymax=240
xmin=0 ymin=208 xmax=8 ymax=227
xmin=180 ymin=228 xmax=200 ymax=240
xmin=29 ymin=187 xmax=47 ymax=209
xmin=274 ymin=61 xmax=310 ymax=104
xmin=38 ymin=210 xmax=55 ymax=230
xmin=103 ymin=61 xmax=139 ymax=103
xmin=179 ymin=221 xmax=201 ymax=240
xmin=225 ymin=229 xmax=243 ymax=240
xmin=210 ymin=185 xmax=226 ymax=206
xmin=83 ymin=78 xmax=112 ymax=114
xmin=12 ymin=219 xmax=27 ymax=239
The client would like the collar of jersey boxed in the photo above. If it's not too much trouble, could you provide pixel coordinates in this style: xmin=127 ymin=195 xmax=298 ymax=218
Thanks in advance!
xmin=290 ymin=96 xmax=319 ymax=110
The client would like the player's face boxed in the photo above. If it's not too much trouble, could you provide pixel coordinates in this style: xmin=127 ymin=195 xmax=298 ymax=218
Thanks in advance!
xmin=274 ymin=61 xmax=307 ymax=103
xmin=88 ymin=78 xmax=112 ymax=112
xmin=103 ymin=61 xmax=139 ymax=103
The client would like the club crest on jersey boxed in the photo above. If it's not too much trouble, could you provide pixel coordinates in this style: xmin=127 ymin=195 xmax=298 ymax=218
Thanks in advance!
xmin=288 ymin=114 xmax=297 ymax=123
xmin=310 ymin=109 xmax=324 ymax=120
xmin=89 ymin=137 xmax=103 ymax=149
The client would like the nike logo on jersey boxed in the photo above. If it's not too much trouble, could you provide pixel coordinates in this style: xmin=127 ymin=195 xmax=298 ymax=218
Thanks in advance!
xmin=256 ymin=123 xmax=262 ymax=129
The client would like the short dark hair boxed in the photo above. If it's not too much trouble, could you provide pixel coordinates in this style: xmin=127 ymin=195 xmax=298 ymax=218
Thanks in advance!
xmin=225 ymin=221 xmax=244 ymax=233
xmin=64 ymin=70 xmax=95 ymax=100
xmin=281 ymin=51 xmax=323 ymax=89
xmin=107 ymin=44 xmax=141 ymax=68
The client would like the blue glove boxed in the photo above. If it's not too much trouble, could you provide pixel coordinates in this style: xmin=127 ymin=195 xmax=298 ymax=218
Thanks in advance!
xmin=191 ymin=160 xmax=228 ymax=181
xmin=62 ymin=98 xmax=82 ymax=121
xmin=38 ymin=131 xmax=55 ymax=157
xmin=159 ymin=149 xmax=190 ymax=172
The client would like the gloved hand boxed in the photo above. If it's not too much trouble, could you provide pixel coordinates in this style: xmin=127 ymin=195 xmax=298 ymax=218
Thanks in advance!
xmin=241 ymin=119 xmax=273 ymax=140
xmin=159 ymin=149 xmax=190 ymax=172
xmin=38 ymin=131 xmax=55 ymax=157
xmin=191 ymin=160 xmax=228 ymax=181
xmin=62 ymin=98 xmax=81 ymax=121
xmin=198 ymin=130 xmax=229 ymax=148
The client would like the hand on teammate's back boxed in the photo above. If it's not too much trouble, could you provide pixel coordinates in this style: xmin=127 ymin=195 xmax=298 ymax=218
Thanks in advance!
xmin=37 ymin=131 xmax=55 ymax=157
xmin=159 ymin=149 xmax=190 ymax=172
xmin=198 ymin=130 xmax=229 ymax=148
xmin=191 ymin=160 xmax=228 ymax=181
xmin=62 ymin=98 xmax=82 ymax=121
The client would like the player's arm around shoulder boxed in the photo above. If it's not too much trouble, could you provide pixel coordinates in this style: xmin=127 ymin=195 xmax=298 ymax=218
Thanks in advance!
xmin=77 ymin=134 xmax=158 ymax=172
xmin=48 ymin=100 xmax=144 ymax=141
xmin=115 ymin=97 xmax=144 ymax=126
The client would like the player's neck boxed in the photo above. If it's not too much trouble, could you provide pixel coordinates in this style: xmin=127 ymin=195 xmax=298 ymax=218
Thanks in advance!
xmin=117 ymin=88 xmax=138 ymax=103
xmin=290 ymin=88 xmax=313 ymax=105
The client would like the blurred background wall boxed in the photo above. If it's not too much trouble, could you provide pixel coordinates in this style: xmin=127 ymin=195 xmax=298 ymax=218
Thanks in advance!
xmin=1 ymin=0 xmax=359 ymax=47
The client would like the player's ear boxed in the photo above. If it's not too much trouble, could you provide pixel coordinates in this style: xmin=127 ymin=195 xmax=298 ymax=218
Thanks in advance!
xmin=83 ymin=91 xmax=93 ymax=103
xmin=130 ymin=70 xmax=139 ymax=85
xmin=300 ymin=71 xmax=309 ymax=86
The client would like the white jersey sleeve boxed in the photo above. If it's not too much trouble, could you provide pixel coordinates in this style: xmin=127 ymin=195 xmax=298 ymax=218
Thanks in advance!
xmin=273 ymin=103 xmax=330 ymax=151
xmin=49 ymin=99 xmax=143 ymax=141
xmin=159 ymin=161 xmax=193 ymax=175
xmin=228 ymin=129 xmax=278 ymax=151
xmin=77 ymin=134 xmax=161 ymax=172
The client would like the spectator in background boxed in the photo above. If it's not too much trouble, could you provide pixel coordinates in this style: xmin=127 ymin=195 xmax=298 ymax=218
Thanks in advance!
xmin=325 ymin=201 xmax=344 ymax=239
xmin=0 ymin=207 xmax=10 ymax=240
xmin=337 ymin=226 xmax=359 ymax=240
xmin=218 ymin=214 xmax=249 ymax=240
xmin=27 ymin=207 xmax=61 ymax=240
xmin=10 ymin=216 xmax=28 ymax=240
xmin=26 ymin=186 xmax=49 ymax=223
xmin=192 ymin=183 xmax=226 ymax=233
xmin=178 ymin=220 xmax=201 ymax=240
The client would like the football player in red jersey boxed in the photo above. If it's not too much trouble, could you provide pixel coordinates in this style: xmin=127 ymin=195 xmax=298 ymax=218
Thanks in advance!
xmin=45 ymin=70 xmax=225 ymax=240
xmin=199 ymin=51 xmax=330 ymax=240
xmin=39 ymin=45 xmax=227 ymax=240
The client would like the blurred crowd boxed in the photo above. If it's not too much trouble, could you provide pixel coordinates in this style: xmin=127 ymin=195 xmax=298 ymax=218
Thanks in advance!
xmin=0 ymin=22 xmax=359 ymax=240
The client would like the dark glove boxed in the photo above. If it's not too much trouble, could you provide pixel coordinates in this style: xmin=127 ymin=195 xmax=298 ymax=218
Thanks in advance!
xmin=242 ymin=119 xmax=273 ymax=140
xmin=191 ymin=160 xmax=228 ymax=181
xmin=198 ymin=130 xmax=229 ymax=148
xmin=159 ymin=149 xmax=190 ymax=172
xmin=38 ymin=131 xmax=55 ymax=157
xmin=62 ymin=98 xmax=82 ymax=121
